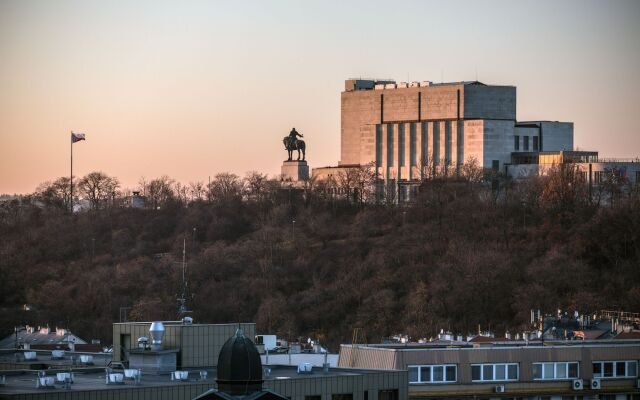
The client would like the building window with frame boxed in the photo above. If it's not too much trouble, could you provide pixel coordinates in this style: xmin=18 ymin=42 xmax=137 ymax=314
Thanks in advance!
xmin=331 ymin=394 xmax=353 ymax=400
xmin=514 ymin=135 xmax=520 ymax=151
xmin=523 ymin=136 xmax=530 ymax=151
xmin=593 ymin=361 xmax=638 ymax=379
xmin=408 ymin=364 xmax=457 ymax=384
xmin=533 ymin=136 xmax=539 ymax=151
xmin=471 ymin=363 xmax=519 ymax=382
xmin=532 ymin=362 xmax=579 ymax=380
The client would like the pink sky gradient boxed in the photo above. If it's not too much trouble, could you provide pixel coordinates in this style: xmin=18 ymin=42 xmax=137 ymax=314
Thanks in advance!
xmin=1 ymin=0 xmax=639 ymax=194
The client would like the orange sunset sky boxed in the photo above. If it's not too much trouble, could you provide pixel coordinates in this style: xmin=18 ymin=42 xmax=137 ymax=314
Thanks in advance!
xmin=1 ymin=0 xmax=640 ymax=194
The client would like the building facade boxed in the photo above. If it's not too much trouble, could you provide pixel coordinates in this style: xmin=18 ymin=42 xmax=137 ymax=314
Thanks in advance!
xmin=338 ymin=341 xmax=640 ymax=399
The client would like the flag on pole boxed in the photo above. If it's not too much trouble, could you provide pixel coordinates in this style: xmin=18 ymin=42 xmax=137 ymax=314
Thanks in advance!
xmin=71 ymin=132 xmax=86 ymax=143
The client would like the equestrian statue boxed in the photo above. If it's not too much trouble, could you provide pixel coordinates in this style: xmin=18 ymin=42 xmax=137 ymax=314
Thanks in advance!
xmin=283 ymin=127 xmax=306 ymax=161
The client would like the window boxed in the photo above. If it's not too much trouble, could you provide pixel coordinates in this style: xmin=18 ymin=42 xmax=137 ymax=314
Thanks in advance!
xmin=514 ymin=135 xmax=519 ymax=150
xmin=533 ymin=136 xmax=539 ymax=151
xmin=492 ymin=160 xmax=499 ymax=172
xmin=408 ymin=364 xmax=457 ymax=384
xmin=593 ymin=361 xmax=638 ymax=379
xmin=387 ymin=123 xmax=394 ymax=167
xmin=378 ymin=389 xmax=398 ymax=400
xmin=305 ymin=396 xmax=321 ymax=400
xmin=332 ymin=394 xmax=353 ymax=400
xmin=376 ymin=125 xmax=383 ymax=167
xmin=410 ymin=123 xmax=417 ymax=167
xmin=532 ymin=362 xmax=579 ymax=380
xmin=471 ymin=363 xmax=519 ymax=382
xmin=523 ymin=136 xmax=530 ymax=151
xmin=398 ymin=123 xmax=405 ymax=167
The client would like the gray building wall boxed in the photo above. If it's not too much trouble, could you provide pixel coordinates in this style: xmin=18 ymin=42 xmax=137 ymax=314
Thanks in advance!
xmin=463 ymin=85 xmax=516 ymax=120
xmin=112 ymin=322 xmax=255 ymax=368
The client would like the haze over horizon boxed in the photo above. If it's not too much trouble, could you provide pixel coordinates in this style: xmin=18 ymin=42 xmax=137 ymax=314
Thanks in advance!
xmin=1 ymin=0 xmax=640 ymax=194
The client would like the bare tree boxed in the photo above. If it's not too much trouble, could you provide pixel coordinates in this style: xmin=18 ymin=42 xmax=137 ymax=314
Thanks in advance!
xmin=244 ymin=171 xmax=270 ymax=202
xmin=188 ymin=181 xmax=205 ymax=202
xmin=208 ymin=173 xmax=243 ymax=203
xmin=35 ymin=177 xmax=72 ymax=210
xmin=146 ymin=176 xmax=175 ymax=209
xmin=78 ymin=172 xmax=120 ymax=210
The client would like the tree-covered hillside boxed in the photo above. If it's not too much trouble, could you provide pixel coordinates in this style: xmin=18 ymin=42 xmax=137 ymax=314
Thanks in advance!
xmin=1 ymin=168 xmax=639 ymax=350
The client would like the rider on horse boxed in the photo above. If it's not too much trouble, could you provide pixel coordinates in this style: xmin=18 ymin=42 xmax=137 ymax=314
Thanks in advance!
xmin=288 ymin=127 xmax=303 ymax=149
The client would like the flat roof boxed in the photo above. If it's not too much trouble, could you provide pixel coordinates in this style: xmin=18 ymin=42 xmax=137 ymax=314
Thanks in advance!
xmin=0 ymin=364 xmax=394 ymax=396
xmin=344 ymin=339 xmax=640 ymax=352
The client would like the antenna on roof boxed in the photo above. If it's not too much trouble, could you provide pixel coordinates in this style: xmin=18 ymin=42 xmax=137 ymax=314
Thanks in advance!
xmin=177 ymin=236 xmax=192 ymax=319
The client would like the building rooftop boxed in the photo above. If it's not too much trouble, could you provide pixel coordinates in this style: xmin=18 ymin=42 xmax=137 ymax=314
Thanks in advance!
xmin=0 ymin=364 xmax=385 ymax=397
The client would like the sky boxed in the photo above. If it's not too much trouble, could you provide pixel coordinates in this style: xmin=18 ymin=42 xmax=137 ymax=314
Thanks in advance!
xmin=1 ymin=0 xmax=640 ymax=194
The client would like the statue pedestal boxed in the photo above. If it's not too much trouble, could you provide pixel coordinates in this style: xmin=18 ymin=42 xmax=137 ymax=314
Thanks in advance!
xmin=281 ymin=160 xmax=309 ymax=182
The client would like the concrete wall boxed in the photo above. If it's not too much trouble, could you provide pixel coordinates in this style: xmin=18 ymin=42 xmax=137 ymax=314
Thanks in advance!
xmin=482 ymin=119 xmax=517 ymax=171
xmin=340 ymin=83 xmax=514 ymax=166
xmin=539 ymin=121 xmax=573 ymax=151
xmin=463 ymin=85 xmax=516 ymax=120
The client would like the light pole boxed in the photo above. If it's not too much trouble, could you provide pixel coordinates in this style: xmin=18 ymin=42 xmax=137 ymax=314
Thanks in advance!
xmin=292 ymin=220 xmax=296 ymax=241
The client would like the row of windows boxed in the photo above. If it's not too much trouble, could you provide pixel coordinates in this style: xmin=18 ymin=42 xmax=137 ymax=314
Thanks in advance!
xmin=409 ymin=361 xmax=638 ymax=384
xmin=472 ymin=363 xmax=519 ymax=382
xmin=594 ymin=361 xmax=637 ymax=378
xmin=514 ymin=135 xmax=540 ymax=151
xmin=532 ymin=362 xmax=579 ymax=380
xmin=408 ymin=364 xmax=456 ymax=383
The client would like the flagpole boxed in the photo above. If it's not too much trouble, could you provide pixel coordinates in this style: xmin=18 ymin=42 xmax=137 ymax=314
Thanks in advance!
xmin=70 ymin=131 xmax=73 ymax=213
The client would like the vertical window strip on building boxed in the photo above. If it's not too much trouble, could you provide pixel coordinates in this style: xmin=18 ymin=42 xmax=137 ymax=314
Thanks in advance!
xmin=533 ymin=136 xmax=539 ymax=151
xmin=457 ymin=120 xmax=464 ymax=165
xmin=387 ymin=123 xmax=394 ymax=167
xmin=408 ymin=365 xmax=456 ymax=384
xmin=524 ymin=136 xmax=529 ymax=151
xmin=421 ymin=122 xmax=428 ymax=166
xmin=471 ymin=363 xmax=519 ymax=382
xmin=592 ymin=361 xmax=638 ymax=378
xmin=398 ymin=123 xmax=405 ymax=167
xmin=532 ymin=362 xmax=579 ymax=380
xmin=445 ymin=121 xmax=452 ymax=165
xmin=433 ymin=122 xmax=440 ymax=165
xmin=514 ymin=135 xmax=520 ymax=151
xmin=410 ymin=123 xmax=417 ymax=167
xmin=375 ymin=125 xmax=383 ymax=167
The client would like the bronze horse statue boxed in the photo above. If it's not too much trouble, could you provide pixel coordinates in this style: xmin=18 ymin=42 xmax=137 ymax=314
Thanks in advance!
xmin=283 ymin=136 xmax=306 ymax=161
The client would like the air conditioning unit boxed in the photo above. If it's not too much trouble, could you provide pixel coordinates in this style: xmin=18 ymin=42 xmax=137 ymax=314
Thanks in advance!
xmin=636 ymin=378 xmax=640 ymax=389
xmin=572 ymin=379 xmax=584 ymax=390
xmin=590 ymin=378 xmax=601 ymax=390
xmin=494 ymin=385 xmax=505 ymax=393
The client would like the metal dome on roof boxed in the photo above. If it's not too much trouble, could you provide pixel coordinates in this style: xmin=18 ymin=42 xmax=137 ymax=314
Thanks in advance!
xmin=216 ymin=328 xmax=263 ymax=395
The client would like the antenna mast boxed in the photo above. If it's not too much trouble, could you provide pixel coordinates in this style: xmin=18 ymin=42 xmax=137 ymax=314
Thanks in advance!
xmin=178 ymin=237 xmax=191 ymax=318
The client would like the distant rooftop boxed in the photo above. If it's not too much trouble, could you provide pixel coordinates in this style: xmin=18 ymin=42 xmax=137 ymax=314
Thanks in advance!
xmin=0 ymin=364 xmax=392 ymax=396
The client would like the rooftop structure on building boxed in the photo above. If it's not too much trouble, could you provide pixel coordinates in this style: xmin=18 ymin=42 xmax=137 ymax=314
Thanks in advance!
xmin=0 ymin=325 xmax=91 ymax=351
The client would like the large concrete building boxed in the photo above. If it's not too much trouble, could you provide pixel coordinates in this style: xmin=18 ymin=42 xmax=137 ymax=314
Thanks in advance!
xmin=317 ymin=79 xmax=572 ymax=179
xmin=313 ymin=78 xmax=640 ymax=199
